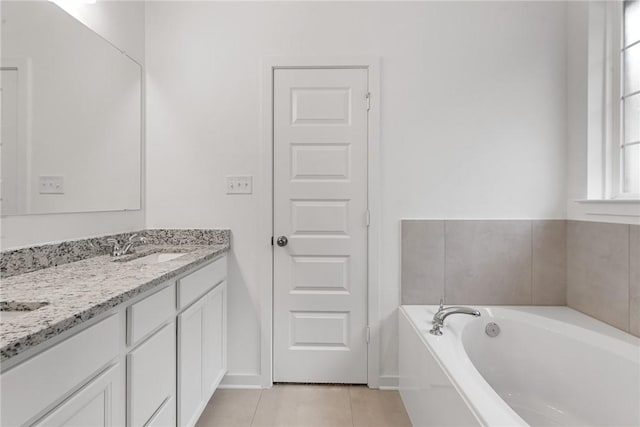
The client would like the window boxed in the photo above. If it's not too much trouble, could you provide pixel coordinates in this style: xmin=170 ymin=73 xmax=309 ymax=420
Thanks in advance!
xmin=621 ymin=0 xmax=640 ymax=195
xmin=586 ymin=0 xmax=640 ymax=201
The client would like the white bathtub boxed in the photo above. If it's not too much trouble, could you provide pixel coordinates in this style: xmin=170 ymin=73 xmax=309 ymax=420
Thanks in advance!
xmin=399 ymin=305 xmax=640 ymax=427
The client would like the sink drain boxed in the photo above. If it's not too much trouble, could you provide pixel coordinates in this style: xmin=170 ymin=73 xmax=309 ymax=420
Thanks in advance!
xmin=485 ymin=322 xmax=501 ymax=337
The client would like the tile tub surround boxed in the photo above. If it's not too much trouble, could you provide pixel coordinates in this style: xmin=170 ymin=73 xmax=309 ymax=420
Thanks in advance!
xmin=0 ymin=241 xmax=229 ymax=362
xmin=567 ymin=221 xmax=639 ymax=335
xmin=401 ymin=219 xmax=640 ymax=338
xmin=401 ymin=220 xmax=566 ymax=306
xmin=631 ymin=225 xmax=640 ymax=336
xmin=0 ymin=229 xmax=231 ymax=278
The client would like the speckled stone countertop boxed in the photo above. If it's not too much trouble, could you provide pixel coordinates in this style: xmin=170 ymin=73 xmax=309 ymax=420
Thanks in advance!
xmin=0 ymin=243 xmax=229 ymax=362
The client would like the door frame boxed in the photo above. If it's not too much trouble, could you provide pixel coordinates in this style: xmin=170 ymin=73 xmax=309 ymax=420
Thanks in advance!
xmin=1 ymin=59 xmax=32 ymax=214
xmin=259 ymin=57 xmax=381 ymax=388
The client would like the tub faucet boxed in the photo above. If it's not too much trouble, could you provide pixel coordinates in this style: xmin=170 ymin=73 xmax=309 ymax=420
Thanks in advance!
xmin=429 ymin=299 xmax=481 ymax=336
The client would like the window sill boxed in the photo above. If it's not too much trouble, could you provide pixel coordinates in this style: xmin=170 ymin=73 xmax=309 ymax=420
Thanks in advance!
xmin=572 ymin=198 xmax=640 ymax=219
xmin=575 ymin=199 xmax=640 ymax=204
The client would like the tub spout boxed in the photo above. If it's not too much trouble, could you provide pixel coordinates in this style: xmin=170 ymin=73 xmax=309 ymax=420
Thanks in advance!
xmin=429 ymin=303 xmax=480 ymax=336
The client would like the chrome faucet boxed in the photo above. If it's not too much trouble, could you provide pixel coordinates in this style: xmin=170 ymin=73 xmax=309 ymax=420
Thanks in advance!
xmin=121 ymin=234 xmax=145 ymax=255
xmin=107 ymin=234 xmax=146 ymax=257
xmin=429 ymin=299 xmax=481 ymax=336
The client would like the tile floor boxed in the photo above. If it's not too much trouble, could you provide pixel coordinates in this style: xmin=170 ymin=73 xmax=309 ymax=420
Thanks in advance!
xmin=195 ymin=385 xmax=412 ymax=427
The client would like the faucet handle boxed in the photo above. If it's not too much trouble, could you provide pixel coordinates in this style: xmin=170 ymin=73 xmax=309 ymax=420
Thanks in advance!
xmin=106 ymin=238 xmax=121 ymax=256
xmin=438 ymin=298 xmax=445 ymax=312
xmin=127 ymin=234 xmax=146 ymax=244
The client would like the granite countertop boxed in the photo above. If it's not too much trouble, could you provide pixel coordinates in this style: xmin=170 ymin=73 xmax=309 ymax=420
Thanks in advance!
xmin=0 ymin=243 xmax=229 ymax=362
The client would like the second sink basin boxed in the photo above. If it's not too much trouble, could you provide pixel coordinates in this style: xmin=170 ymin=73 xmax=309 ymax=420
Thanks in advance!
xmin=126 ymin=252 xmax=186 ymax=265
xmin=0 ymin=301 xmax=49 ymax=322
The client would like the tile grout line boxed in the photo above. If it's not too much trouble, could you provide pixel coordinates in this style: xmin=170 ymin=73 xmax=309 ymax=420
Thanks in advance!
xmin=530 ymin=221 xmax=534 ymax=305
xmin=249 ymin=389 xmax=264 ymax=426
xmin=628 ymin=224 xmax=632 ymax=333
xmin=348 ymin=386 xmax=355 ymax=427
xmin=443 ymin=221 xmax=447 ymax=304
xmin=565 ymin=220 xmax=569 ymax=307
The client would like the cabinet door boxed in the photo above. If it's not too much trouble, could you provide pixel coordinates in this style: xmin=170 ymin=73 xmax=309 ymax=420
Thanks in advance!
xmin=33 ymin=362 xmax=125 ymax=427
xmin=177 ymin=297 xmax=206 ymax=427
xmin=145 ymin=396 xmax=176 ymax=427
xmin=203 ymin=281 xmax=227 ymax=396
xmin=128 ymin=323 xmax=176 ymax=427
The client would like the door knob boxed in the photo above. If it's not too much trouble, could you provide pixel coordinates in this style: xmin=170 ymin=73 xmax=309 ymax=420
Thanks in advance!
xmin=276 ymin=236 xmax=288 ymax=247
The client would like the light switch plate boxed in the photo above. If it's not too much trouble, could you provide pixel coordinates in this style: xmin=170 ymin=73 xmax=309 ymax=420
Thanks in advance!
xmin=39 ymin=176 xmax=64 ymax=194
xmin=226 ymin=176 xmax=252 ymax=194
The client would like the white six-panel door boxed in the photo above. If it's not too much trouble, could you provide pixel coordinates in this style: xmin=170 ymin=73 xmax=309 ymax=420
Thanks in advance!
xmin=273 ymin=68 xmax=369 ymax=383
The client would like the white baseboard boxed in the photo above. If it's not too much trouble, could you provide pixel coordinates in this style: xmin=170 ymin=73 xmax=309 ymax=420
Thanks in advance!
xmin=219 ymin=373 xmax=264 ymax=389
xmin=378 ymin=375 xmax=399 ymax=390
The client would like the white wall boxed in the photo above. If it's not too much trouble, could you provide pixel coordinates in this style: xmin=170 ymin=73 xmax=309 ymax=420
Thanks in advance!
xmin=1 ymin=0 xmax=146 ymax=250
xmin=565 ymin=1 xmax=640 ymax=225
xmin=145 ymin=1 xmax=568 ymax=385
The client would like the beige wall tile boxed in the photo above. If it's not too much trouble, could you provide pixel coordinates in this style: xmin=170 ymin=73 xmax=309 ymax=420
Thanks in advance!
xmin=532 ymin=220 xmax=566 ymax=305
xmin=630 ymin=225 xmax=640 ymax=337
xmin=567 ymin=221 xmax=630 ymax=331
xmin=401 ymin=220 xmax=445 ymax=304
xmin=445 ymin=220 xmax=532 ymax=305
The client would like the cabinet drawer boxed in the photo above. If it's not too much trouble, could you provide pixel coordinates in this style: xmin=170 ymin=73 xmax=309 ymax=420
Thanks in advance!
xmin=178 ymin=256 xmax=226 ymax=309
xmin=128 ymin=323 xmax=175 ymax=427
xmin=1 ymin=314 xmax=121 ymax=427
xmin=128 ymin=283 xmax=175 ymax=346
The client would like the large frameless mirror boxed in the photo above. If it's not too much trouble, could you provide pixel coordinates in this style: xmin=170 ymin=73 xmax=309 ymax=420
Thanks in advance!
xmin=1 ymin=1 xmax=142 ymax=216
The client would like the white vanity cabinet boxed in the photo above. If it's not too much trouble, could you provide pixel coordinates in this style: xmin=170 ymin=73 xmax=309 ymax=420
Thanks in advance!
xmin=0 ymin=254 xmax=227 ymax=427
xmin=177 ymin=261 xmax=227 ymax=427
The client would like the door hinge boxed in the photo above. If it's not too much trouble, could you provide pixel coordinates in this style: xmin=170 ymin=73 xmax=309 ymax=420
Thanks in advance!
xmin=365 ymin=210 xmax=371 ymax=227
xmin=366 ymin=326 xmax=371 ymax=344
xmin=365 ymin=92 xmax=371 ymax=111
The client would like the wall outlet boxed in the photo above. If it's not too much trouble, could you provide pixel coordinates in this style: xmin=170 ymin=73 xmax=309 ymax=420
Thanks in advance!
xmin=39 ymin=176 xmax=64 ymax=194
xmin=226 ymin=176 xmax=252 ymax=194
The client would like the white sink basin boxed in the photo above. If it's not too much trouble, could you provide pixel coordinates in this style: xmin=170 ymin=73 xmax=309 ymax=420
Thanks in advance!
xmin=127 ymin=252 xmax=186 ymax=265
xmin=0 ymin=301 xmax=49 ymax=322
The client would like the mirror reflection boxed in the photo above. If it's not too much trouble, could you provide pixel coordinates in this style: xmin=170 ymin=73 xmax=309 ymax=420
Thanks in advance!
xmin=1 ymin=1 xmax=142 ymax=216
